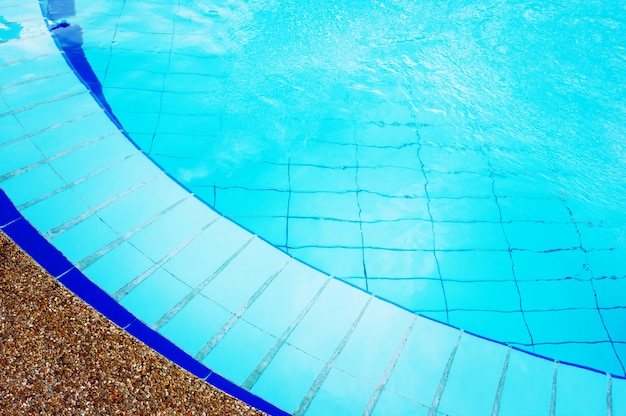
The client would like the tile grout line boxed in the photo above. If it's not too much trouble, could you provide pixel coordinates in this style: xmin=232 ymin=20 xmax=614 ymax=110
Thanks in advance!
xmin=363 ymin=314 xmax=418 ymax=416
xmin=242 ymin=276 xmax=332 ymax=391
xmin=293 ymin=296 xmax=374 ymax=416
xmin=45 ymin=174 xmax=161 ymax=239
xmin=111 ymin=218 xmax=215 ymax=301
xmin=0 ymin=132 xmax=115 ymax=183
xmin=193 ymin=258 xmax=292 ymax=362
xmin=16 ymin=153 xmax=137 ymax=210
xmin=75 ymin=196 xmax=191 ymax=270
xmin=151 ymin=235 xmax=258 ymax=332
xmin=428 ymin=330 xmax=463 ymax=416
xmin=491 ymin=346 xmax=511 ymax=416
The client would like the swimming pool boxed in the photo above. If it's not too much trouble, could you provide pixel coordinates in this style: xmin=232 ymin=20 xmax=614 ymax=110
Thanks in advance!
xmin=1 ymin=0 xmax=625 ymax=414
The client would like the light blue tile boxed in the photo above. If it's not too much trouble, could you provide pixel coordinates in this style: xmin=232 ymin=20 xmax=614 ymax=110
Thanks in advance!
xmin=48 ymin=135 xmax=137 ymax=183
xmin=494 ymin=171 xmax=561 ymax=198
xmin=355 ymin=124 xmax=415 ymax=147
xmin=518 ymin=279 xmax=597 ymax=311
xmin=434 ymin=221 xmax=508 ymax=251
xmin=0 ymin=137 xmax=42 ymax=176
xmin=159 ymin=295 xmax=232 ymax=356
xmin=242 ymin=261 xmax=327 ymax=338
xmin=525 ymin=310 xmax=608 ymax=344
xmin=70 ymin=154 xmax=160 ymax=207
xmin=358 ymin=193 xmax=429 ymax=222
xmin=96 ymin=175 xmax=187 ymax=235
xmin=555 ymin=364 xmax=607 ymax=416
xmin=0 ymin=54 xmax=68 ymax=87
xmin=613 ymin=377 xmax=626 ymax=416
xmin=437 ymin=250 xmax=514 ymax=282
xmin=0 ymin=114 xmax=25 ymax=143
xmin=0 ymin=163 xmax=65 ymax=206
xmin=214 ymin=162 xmax=289 ymax=191
xmin=288 ymin=247 xmax=363 ymax=279
xmin=438 ymin=334 xmax=508 ymax=416
xmin=429 ymin=196 xmax=500 ymax=222
xmin=155 ymin=113 xmax=221 ymax=136
xmin=288 ymin=217 xmax=362 ymax=248
xmin=587 ymin=249 xmax=626 ymax=279
xmin=579 ymin=223 xmax=626 ymax=251
xmin=444 ymin=280 xmax=521 ymax=312
xmin=364 ymin=249 xmax=439 ymax=279
xmin=290 ymin=140 xmax=356 ymax=168
xmin=357 ymin=145 xmax=418 ymax=170
xmin=420 ymin=145 xmax=489 ymax=174
xmin=120 ymin=268 xmax=190 ymax=326
xmin=594 ymin=277 xmax=626 ymax=309
xmin=362 ymin=219 xmax=433 ymax=250
xmin=358 ymin=166 xmax=426 ymax=198
xmin=215 ymin=188 xmax=288 ymax=217
xmin=305 ymin=369 xmax=375 ymax=416
xmin=286 ymin=279 xmax=370 ymax=362
xmin=498 ymin=196 xmax=571 ymax=222
xmin=83 ymin=241 xmax=153 ymax=294
xmin=503 ymin=222 xmax=580 ymax=251
xmin=600 ymin=309 xmax=626 ymax=342
xmin=251 ymin=344 xmax=325 ymax=414
xmin=0 ymin=72 xmax=85 ymax=110
xmin=371 ymin=390 xmax=429 ymax=416
xmin=334 ymin=298 xmax=414 ymax=384
xmin=30 ymin=111 xmax=123 ymax=157
xmin=448 ymin=310 xmax=532 ymax=345
xmin=20 ymin=188 xmax=89 ymax=234
xmin=203 ymin=319 xmax=276 ymax=385
xmin=289 ymin=192 xmax=360 ymax=222
xmin=163 ymin=218 xmax=252 ymax=287
xmin=14 ymin=93 xmax=97 ymax=134
xmin=51 ymin=216 xmax=118 ymax=263
xmin=201 ymin=238 xmax=289 ymax=313
xmin=512 ymin=249 xmax=589 ymax=281
xmin=290 ymin=165 xmax=356 ymax=193
xmin=498 ymin=349 xmax=554 ymax=416
xmin=368 ymin=278 xmax=447 ymax=312
xmin=128 ymin=197 xmax=217 ymax=261
xmin=385 ymin=317 xmax=460 ymax=407
xmin=426 ymin=171 xmax=494 ymax=198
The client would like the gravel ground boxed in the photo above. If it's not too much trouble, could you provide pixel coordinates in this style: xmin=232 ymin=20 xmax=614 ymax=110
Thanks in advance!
xmin=0 ymin=231 xmax=265 ymax=415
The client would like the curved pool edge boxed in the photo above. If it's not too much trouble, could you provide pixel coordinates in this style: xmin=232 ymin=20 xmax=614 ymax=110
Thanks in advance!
xmin=0 ymin=191 xmax=287 ymax=416
xmin=1 ymin=1 xmax=625 ymax=415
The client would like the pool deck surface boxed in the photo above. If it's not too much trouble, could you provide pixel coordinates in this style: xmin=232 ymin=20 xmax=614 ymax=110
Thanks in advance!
xmin=0 ymin=231 xmax=264 ymax=415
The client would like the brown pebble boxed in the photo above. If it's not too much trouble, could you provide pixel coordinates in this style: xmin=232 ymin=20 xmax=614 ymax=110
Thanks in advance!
xmin=0 ymin=231 xmax=266 ymax=415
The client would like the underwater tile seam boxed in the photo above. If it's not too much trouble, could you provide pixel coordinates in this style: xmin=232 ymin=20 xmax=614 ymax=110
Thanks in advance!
xmin=1 ymin=1 xmax=625 ymax=415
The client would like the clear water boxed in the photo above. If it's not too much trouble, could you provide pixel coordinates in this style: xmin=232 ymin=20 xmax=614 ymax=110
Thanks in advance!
xmin=68 ymin=0 xmax=626 ymax=375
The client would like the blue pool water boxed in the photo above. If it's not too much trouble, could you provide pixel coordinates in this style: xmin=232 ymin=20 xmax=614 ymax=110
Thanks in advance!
xmin=63 ymin=0 xmax=626 ymax=375
xmin=2 ymin=0 xmax=626 ymax=414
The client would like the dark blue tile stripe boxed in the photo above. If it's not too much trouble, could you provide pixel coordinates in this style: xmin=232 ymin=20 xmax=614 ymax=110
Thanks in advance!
xmin=0 ymin=188 xmax=290 ymax=415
